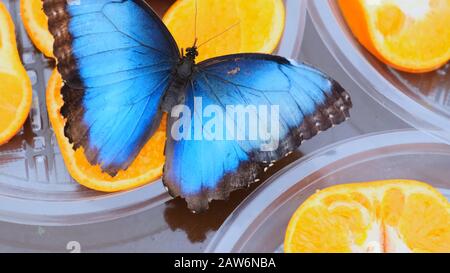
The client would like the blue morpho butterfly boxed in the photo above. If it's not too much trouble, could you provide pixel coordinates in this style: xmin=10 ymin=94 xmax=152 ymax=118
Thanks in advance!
xmin=44 ymin=0 xmax=352 ymax=212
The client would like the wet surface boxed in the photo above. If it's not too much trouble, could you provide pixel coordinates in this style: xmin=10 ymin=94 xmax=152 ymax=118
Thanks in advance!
xmin=147 ymin=0 xmax=175 ymax=15
xmin=163 ymin=151 xmax=302 ymax=243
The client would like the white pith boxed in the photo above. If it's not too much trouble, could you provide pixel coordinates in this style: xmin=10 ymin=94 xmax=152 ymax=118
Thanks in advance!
xmin=365 ymin=0 xmax=431 ymax=19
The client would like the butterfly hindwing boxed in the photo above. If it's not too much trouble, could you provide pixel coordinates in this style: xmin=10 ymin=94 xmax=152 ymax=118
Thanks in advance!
xmin=163 ymin=54 xmax=352 ymax=211
xmin=44 ymin=0 xmax=179 ymax=175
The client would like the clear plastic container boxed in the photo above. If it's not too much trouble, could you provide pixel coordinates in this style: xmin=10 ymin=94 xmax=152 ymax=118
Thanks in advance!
xmin=0 ymin=0 xmax=306 ymax=226
xmin=206 ymin=130 xmax=450 ymax=252
xmin=308 ymin=1 xmax=450 ymax=143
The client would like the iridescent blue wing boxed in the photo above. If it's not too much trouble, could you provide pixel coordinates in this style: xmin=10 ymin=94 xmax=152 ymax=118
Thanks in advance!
xmin=44 ymin=0 xmax=179 ymax=175
xmin=163 ymin=54 xmax=352 ymax=211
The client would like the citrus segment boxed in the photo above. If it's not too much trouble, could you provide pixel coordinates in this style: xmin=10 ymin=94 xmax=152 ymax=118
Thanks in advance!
xmin=0 ymin=3 xmax=32 ymax=145
xmin=163 ymin=0 xmax=285 ymax=62
xmin=339 ymin=0 xmax=450 ymax=73
xmin=285 ymin=180 xmax=450 ymax=253
xmin=20 ymin=0 xmax=54 ymax=57
xmin=398 ymin=193 xmax=450 ymax=252
xmin=46 ymin=69 xmax=166 ymax=192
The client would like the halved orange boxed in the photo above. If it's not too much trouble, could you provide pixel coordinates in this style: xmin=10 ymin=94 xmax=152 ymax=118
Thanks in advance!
xmin=20 ymin=0 xmax=54 ymax=58
xmin=163 ymin=0 xmax=285 ymax=62
xmin=0 ymin=3 xmax=32 ymax=145
xmin=285 ymin=180 xmax=450 ymax=253
xmin=46 ymin=69 xmax=166 ymax=192
xmin=339 ymin=0 xmax=450 ymax=73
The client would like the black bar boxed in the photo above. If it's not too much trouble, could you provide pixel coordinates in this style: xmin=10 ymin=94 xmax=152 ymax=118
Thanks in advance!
xmin=0 ymin=253 xmax=446 ymax=272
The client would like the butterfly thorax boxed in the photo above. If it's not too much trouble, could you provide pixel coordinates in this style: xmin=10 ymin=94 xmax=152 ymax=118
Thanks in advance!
xmin=176 ymin=46 xmax=199 ymax=80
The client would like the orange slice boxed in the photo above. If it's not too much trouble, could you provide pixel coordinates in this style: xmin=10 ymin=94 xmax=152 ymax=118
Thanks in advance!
xmin=339 ymin=0 xmax=450 ymax=73
xmin=0 ymin=3 xmax=32 ymax=145
xmin=163 ymin=0 xmax=285 ymax=62
xmin=285 ymin=180 xmax=450 ymax=253
xmin=20 ymin=0 xmax=54 ymax=58
xmin=46 ymin=69 xmax=166 ymax=192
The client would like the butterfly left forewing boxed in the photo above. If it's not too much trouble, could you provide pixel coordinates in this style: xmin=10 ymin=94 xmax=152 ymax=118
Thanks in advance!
xmin=44 ymin=0 xmax=180 ymax=175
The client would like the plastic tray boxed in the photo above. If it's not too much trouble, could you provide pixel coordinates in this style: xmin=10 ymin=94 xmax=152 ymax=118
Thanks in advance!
xmin=206 ymin=130 xmax=450 ymax=252
xmin=308 ymin=1 xmax=450 ymax=143
xmin=0 ymin=0 xmax=307 ymax=226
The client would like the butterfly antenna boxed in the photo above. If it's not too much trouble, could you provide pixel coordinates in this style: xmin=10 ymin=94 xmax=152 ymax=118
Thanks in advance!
xmin=193 ymin=0 xmax=198 ymax=46
xmin=197 ymin=21 xmax=240 ymax=48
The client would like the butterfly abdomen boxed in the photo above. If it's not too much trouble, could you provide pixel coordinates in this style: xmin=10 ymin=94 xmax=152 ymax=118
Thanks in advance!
xmin=161 ymin=77 xmax=187 ymax=112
